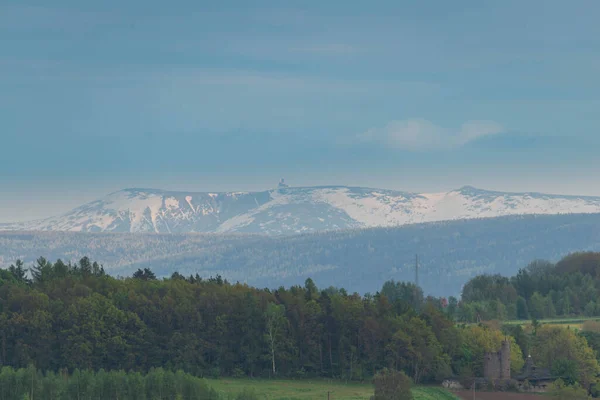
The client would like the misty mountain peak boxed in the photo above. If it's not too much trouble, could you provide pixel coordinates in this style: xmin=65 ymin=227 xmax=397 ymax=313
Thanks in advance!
xmin=3 ymin=185 xmax=600 ymax=234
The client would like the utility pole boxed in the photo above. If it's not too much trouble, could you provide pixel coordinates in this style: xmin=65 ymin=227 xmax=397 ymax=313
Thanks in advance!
xmin=472 ymin=359 xmax=476 ymax=400
xmin=30 ymin=365 xmax=34 ymax=400
xmin=413 ymin=254 xmax=420 ymax=311
xmin=415 ymin=254 xmax=419 ymax=288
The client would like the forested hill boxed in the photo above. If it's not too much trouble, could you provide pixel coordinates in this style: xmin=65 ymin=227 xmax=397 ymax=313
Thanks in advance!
xmin=0 ymin=260 xmax=468 ymax=382
xmin=459 ymin=252 xmax=600 ymax=322
xmin=3 ymin=213 xmax=600 ymax=296
xmin=1 ymin=258 xmax=600 ymax=393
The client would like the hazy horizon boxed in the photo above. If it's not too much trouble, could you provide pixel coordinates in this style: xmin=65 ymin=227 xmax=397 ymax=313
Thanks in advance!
xmin=3 ymin=1 xmax=600 ymax=221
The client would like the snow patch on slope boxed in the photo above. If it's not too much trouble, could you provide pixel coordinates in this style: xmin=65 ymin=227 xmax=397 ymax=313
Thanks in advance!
xmin=4 ymin=185 xmax=600 ymax=234
xmin=216 ymin=190 xmax=292 ymax=233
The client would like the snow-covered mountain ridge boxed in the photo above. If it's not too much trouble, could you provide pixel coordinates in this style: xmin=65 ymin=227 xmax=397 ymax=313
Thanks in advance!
xmin=3 ymin=185 xmax=600 ymax=234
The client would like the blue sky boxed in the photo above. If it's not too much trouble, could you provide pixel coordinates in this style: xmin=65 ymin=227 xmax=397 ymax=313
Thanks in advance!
xmin=2 ymin=0 xmax=600 ymax=221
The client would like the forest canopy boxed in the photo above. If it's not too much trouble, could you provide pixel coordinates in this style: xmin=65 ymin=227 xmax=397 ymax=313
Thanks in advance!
xmin=1 ymin=253 xmax=600 ymax=394
xmin=458 ymin=252 xmax=600 ymax=322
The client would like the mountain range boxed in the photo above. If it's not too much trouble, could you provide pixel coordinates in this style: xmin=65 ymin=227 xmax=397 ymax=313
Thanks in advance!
xmin=3 ymin=185 xmax=600 ymax=234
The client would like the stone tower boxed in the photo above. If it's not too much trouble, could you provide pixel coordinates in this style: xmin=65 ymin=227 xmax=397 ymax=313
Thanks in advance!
xmin=500 ymin=339 xmax=511 ymax=379
xmin=483 ymin=339 xmax=511 ymax=380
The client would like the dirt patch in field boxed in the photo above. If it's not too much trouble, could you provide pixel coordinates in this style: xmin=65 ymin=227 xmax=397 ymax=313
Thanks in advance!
xmin=454 ymin=392 xmax=543 ymax=399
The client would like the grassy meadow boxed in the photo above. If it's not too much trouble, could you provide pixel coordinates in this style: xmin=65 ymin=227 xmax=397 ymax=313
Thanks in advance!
xmin=205 ymin=378 xmax=459 ymax=400
xmin=502 ymin=316 xmax=600 ymax=330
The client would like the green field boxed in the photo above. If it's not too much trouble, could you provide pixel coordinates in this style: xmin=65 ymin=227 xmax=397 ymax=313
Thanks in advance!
xmin=411 ymin=387 xmax=460 ymax=400
xmin=502 ymin=316 xmax=600 ymax=330
xmin=206 ymin=378 xmax=459 ymax=400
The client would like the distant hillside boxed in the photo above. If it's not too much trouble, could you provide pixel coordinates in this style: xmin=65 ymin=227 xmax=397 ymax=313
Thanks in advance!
xmin=3 ymin=185 xmax=600 ymax=234
xmin=2 ymin=213 xmax=600 ymax=296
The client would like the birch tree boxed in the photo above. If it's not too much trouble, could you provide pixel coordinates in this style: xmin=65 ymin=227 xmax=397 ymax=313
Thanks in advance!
xmin=265 ymin=302 xmax=286 ymax=375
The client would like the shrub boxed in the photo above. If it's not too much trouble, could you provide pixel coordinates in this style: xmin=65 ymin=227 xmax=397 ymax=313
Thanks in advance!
xmin=209 ymin=367 xmax=221 ymax=379
xmin=373 ymin=369 xmax=413 ymax=400
xmin=550 ymin=379 xmax=590 ymax=400
xmin=232 ymin=368 xmax=246 ymax=378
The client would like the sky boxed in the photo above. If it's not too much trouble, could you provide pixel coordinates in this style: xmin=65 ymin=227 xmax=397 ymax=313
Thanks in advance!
xmin=2 ymin=0 xmax=600 ymax=221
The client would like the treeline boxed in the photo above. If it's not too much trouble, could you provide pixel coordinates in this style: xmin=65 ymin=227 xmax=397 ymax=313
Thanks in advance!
xmin=1 ymin=257 xmax=512 ymax=384
xmin=458 ymin=252 xmax=600 ymax=322
xmin=0 ymin=366 xmax=218 ymax=400
xmin=1 ymin=256 xmax=600 ymax=393
xmin=4 ymin=212 xmax=600 ymax=297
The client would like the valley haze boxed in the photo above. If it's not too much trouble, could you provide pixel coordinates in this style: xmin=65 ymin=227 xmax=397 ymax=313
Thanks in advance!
xmin=2 ymin=213 xmax=600 ymax=297
xmin=4 ymin=183 xmax=600 ymax=296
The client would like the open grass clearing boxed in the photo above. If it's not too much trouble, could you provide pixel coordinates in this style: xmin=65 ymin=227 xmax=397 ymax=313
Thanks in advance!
xmin=500 ymin=316 xmax=600 ymax=331
xmin=454 ymin=392 xmax=545 ymax=399
xmin=205 ymin=378 xmax=460 ymax=399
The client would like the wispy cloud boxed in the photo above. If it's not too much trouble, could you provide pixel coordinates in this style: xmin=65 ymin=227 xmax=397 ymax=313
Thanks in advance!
xmin=357 ymin=119 xmax=504 ymax=151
